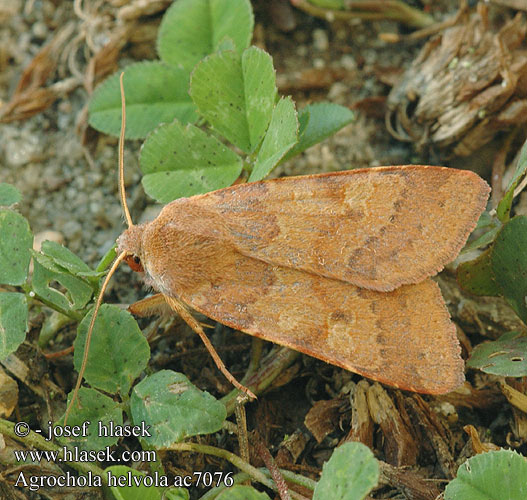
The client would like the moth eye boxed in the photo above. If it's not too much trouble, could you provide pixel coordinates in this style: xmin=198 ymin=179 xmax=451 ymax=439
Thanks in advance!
xmin=125 ymin=254 xmax=144 ymax=273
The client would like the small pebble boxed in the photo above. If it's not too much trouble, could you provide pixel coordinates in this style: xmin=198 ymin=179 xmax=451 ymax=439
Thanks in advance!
xmin=313 ymin=58 xmax=325 ymax=69
xmin=313 ymin=29 xmax=329 ymax=52
xmin=33 ymin=230 xmax=65 ymax=251
xmin=31 ymin=21 xmax=48 ymax=39
xmin=328 ymin=82 xmax=349 ymax=101
xmin=340 ymin=54 xmax=357 ymax=71
xmin=29 ymin=230 xmax=65 ymax=273
xmin=296 ymin=45 xmax=308 ymax=57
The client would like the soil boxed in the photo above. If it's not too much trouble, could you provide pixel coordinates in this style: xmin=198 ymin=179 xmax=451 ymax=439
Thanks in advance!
xmin=1 ymin=1 xmax=525 ymax=499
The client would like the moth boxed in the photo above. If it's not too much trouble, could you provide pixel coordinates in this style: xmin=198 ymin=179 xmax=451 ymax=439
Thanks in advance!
xmin=117 ymin=165 xmax=489 ymax=394
xmin=67 ymin=76 xmax=490 ymax=422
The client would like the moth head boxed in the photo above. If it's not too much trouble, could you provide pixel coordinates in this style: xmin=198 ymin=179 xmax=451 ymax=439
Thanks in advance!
xmin=117 ymin=224 xmax=145 ymax=273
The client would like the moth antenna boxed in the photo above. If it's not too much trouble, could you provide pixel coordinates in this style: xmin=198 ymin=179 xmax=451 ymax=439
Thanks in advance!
xmin=64 ymin=251 xmax=128 ymax=425
xmin=64 ymin=73 xmax=134 ymax=425
xmin=119 ymin=72 xmax=133 ymax=228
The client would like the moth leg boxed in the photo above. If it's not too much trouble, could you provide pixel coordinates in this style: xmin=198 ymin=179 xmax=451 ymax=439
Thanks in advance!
xmin=129 ymin=293 xmax=214 ymax=331
xmin=129 ymin=293 xmax=170 ymax=317
xmin=163 ymin=294 xmax=257 ymax=400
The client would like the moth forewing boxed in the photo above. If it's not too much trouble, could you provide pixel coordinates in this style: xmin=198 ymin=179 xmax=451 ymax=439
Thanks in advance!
xmin=182 ymin=166 xmax=490 ymax=291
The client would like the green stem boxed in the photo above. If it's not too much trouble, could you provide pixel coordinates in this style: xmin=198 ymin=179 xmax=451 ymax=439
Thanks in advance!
xmin=170 ymin=442 xmax=274 ymax=488
xmin=245 ymin=338 xmax=265 ymax=379
xmin=241 ymin=161 xmax=253 ymax=173
xmin=22 ymin=284 xmax=83 ymax=321
xmin=292 ymin=0 xmax=434 ymax=29
xmin=221 ymin=347 xmax=300 ymax=415
xmin=279 ymin=469 xmax=317 ymax=492
xmin=169 ymin=442 xmax=313 ymax=499
xmin=201 ymin=471 xmax=315 ymax=499
xmin=38 ymin=310 xmax=74 ymax=347
xmin=95 ymin=245 xmax=117 ymax=273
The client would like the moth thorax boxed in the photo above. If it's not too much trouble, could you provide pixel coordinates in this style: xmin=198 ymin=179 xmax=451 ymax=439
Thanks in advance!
xmin=116 ymin=224 xmax=145 ymax=259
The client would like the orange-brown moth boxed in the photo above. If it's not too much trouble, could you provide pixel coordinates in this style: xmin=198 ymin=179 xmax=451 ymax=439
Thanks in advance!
xmin=66 ymin=75 xmax=490 ymax=423
xmin=117 ymin=165 xmax=489 ymax=394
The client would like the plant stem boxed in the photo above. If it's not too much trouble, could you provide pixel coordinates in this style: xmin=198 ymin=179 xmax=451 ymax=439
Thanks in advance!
xmin=291 ymin=0 xmax=434 ymax=29
xmin=221 ymin=347 xmax=300 ymax=415
xmin=22 ymin=283 xmax=84 ymax=321
xmin=169 ymin=442 xmax=313 ymax=499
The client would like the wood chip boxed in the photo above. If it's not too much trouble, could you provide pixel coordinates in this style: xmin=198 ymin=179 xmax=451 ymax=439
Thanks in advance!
xmin=463 ymin=424 xmax=500 ymax=453
xmin=275 ymin=430 xmax=308 ymax=466
xmin=0 ymin=368 xmax=18 ymax=418
xmin=500 ymin=380 xmax=527 ymax=413
xmin=387 ymin=8 xmax=527 ymax=157
xmin=379 ymin=461 xmax=442 ymax=500
xmin=343 ymin=379 xmax=374 ymax=448
xmin=366 ymin=383 xmax=418 ymax=466
xmin=405 ymin=395 xmax=456 ymax=478
xmin=304 ymin=398 xmax=342 ymax=444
